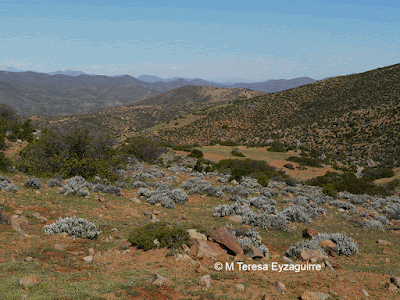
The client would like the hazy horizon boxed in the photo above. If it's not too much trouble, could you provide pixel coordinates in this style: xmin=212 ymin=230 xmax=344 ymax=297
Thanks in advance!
xmin=1 ymin=0 xmax=399 ymax=82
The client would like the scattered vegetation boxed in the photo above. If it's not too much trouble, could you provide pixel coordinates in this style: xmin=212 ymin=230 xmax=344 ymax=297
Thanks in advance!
xmin=128 ymin=221 xmax=191 ymax=251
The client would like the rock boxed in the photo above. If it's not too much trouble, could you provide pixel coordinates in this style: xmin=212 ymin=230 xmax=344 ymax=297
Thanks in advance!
xmin=318 ymin=240 xmax=337 ymax=257
xmin=323 ymin=259 xmax=337 ymax=273
xmin=54 ymin=244 xmax=70 ymax=251
xmin=97 ymin=196 xmax=107 ymax=202
xmin=119 ymin=240 xmax=132 ymax=250
xmin=377 ymin=239 xmax=391 ymax=246
xmin=244 ymin=245 xmax=264 ymax=259
xmin=387 ymin=283 xmax=397 ymax=292
xmin=300 ymin=249 xmax=327 ymax=262
xmin=10 ymin=214 xmax=29 ymax=233
xmin=181 ymin=214 xmax=188 ymax=220
xmin=331 ymin=262 xmax=343 ymax=270
xmin=382 ymin=247 xmax=391 ymax=254
xmin=82 ymin=255 xmax=93 ymax=262
xmin=235 ymin=283 xmax=245 ymax=291
xmin=209 ymin=228 xmax=244 ymax=256
xmin=275 ymin=281 xmax=285 ymax=290
xmin=302 ymin=228 xmax=318 ymax=238
xmin=182 ymin=244 xmax=190 ymax=253
xmin=149 ymin=273 xmax=173 ymax=286
xmin=189 ymin=239 xmax=228 ymax=259
xmin=299 ymin=291 xmax=320 ymax=300
xmin=153 ymin=239 xmax=160 ymax=247
xmin=368 ymin=211 xmax=378 ymax=218
xmin=19 ymin=275 xmax=40 ymax=287
xmin=390 ymin=277 xmax=400 ymax=288
xmin=362 ymin=289 xmax=369 ymax=297
xmin=24 ymin=256 xmax=33 ymax=262
xmin=228 ymin=215 xmax=243 ymax=223
xmin=130 ymin=197 xmax=141 ymax=204
xmin=187 ymin=229 xmax=207 ymax=241
xmin=15 ymin=209 xmax=23 ymax=215
xmin=314 ymin=292 xmax=331 ymax=299
xmin=199 ymin=274 xmax=211 ymax=289
xmin=88 ymin=248 xmax=95 ymax=256
xmin=282 ymin=256 xmax=294 ymax=264
xmin=195 ymin=264 xmax=206 ymax=273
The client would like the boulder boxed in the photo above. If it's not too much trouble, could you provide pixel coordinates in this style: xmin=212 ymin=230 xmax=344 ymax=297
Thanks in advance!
xmin=209 ymin=228 xmax=244 ymax=256
xmin=19 ymin=275 xmax=40 ymax=287
xmin=318 ymin=240 xmax=337 ymax=257
xmin=243 ymin=245 xmax=264 ymax=259
xmin=228 ymin=215 xmax=243 ymax=223
xmin=189 ymin=239 xmax=228 ymax=259
xmin=148 ymin=273 xmax=173 ymax=286
xmin=10 ymin=214 xmax=29 ymax=233
xmin=199 ymin=274 xmax=211 ymax=289
xmin=299 ymin=291 xmax=320 ymax=300
xmin=302 ymin=228 xmax=318 ymax=238
xmin=187 ymin=229 xmax=207 ymax=241
xmin=300 ymin=249 xmax=327 ymax=262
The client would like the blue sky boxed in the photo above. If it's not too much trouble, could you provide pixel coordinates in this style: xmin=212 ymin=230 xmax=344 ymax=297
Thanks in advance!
xmin=1 ymin=0 xmax=399 ymax=82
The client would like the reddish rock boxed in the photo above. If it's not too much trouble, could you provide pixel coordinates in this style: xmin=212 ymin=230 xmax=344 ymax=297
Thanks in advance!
xmin=10 ymin=214 xmax=29 ymax=233
xmin=299 ymin=290 xmax=320 ymax=300
xmin=54 ymin=243 xmax=70 ymax=251
xmin=228 ymin=215 xmax=243 ymax=223
xmin=300 ymin=249 xmax=327 ymax=262
xmin=119 ymin=240 xmax=132 ymax=250
xmin=209 ymin=228 xmax=244 ymax=256
xmin=19 ymin=275 xmax=40 ymax=287
xmin=302 ymin=228 xmax=318 ymax=238
xmin=244 ymin=244 xmax=264 ymax=259
xmin=377 ymin=239 xmax=391 ymax=246
xmin=189 ymin=239 xmax=228 ymax=259
xmin=318 ymin=240 xmax=337 ymax=257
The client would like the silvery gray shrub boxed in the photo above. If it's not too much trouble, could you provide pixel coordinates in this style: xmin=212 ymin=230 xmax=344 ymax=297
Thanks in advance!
xmin=47 ymin=179 xmax=63 ymax=188
xmin=285 ymin=232 xmax=358 ymax=258
xmin=0 ymin=176 xmax=19 ymax=192
xmin=329 ymin=200 xmax=359 ymax=213
xmin=131 ymin=180 xmax=148 ymax=189
xmin=58 ymin=176 xmax=91 ymax=197
xmin=228 ymin=226 xmax=269 ymax=256
xmin=92 ymin=183 xmax=122 ymax=196
xmin=139 ymin=186 xmax=188 ymax=208
xmin=44 ymin=215 xmax=101 ymax=239
xmin=23 ymin=178 xmax=41 ymax=189
xmin=382 ymin=203 xmax=400 ymax=220
xmin=363 ymin=219 xmax=384 ymax=229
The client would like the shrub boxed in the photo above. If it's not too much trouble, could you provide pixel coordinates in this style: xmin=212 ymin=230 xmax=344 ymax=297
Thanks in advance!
xmin=284 ymin=163 xmax=295 ymax=170
xmin=44 ymin=215 xmax=101 ymax=239
xmin=0 ymin=152 xmax=12 ymax=172
xmin=257 ymin=175 xmax=269 ymax=187
xmin=128 ymin=221 xmax=190 ymax=251
xmin=231 ymin=148 xmax=245 ymax=157
xmin=58 ymin=176 xmax=91 ymax=197
xmin=0 ymin=175 xmax=19 ymax=192
xmin=23 ymin=178 xmax=41 ymax=189
xmin=267 ymin=143 xmax=286 ymax=152
xmin=47 ymin=178 xmax=63 ymax=188
xmin=285 ymin=232 xmax=358 ymax=258
xmin=362 ymin=165 xmax=395 ymax=181
xmin=92 ymin=183 xmax=122 ymax=196
xmin=122 ymin=137 xmax=166 ymax=163
xmin=17 ymin=128 xmax=122 ymax=181
xmin=287 ymin=156 xmax=322 ymax=168
xmin=188 ymin=149 xmax=204 ymax=159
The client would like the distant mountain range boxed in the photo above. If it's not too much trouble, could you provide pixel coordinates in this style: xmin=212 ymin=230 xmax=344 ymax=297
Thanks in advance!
xmin=0 ymin=69 xmax=316 ymax=116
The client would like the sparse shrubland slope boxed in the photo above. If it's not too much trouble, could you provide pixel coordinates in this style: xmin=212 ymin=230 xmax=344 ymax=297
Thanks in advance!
xmin=156 ymin=63 xmax=400 ymax=163
xmin=39 ymin=85 xmax=265 ymax=138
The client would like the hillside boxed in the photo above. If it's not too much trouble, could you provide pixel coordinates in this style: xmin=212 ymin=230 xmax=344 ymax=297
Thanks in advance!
xmin=0 ymin=70 xmax=315 ymax=117
xmin=153 ymin=63 xmax=400 ymax=164
xmin=35 ymin=86 xmax=265 ymax=138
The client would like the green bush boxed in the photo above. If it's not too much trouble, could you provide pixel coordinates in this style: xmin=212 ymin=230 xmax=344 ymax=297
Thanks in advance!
xmin=17 ymin=128 xmax=123 ymax=181
xmin=257 ymin=174 xmax=269 ymax=187
xmin=0 ymin=152 xmax=12 ymax=172
xmin=213 ymin=159 xmax=295 ymax=185
xmin=362 ymin=165 xmax=395 ymax=181
xmin=267 ymin=143 xmax=286 ymax=152
xmin=188 ymin=149 xmax=204 ymax=159
xmin=287 ymin=156 xmax=323 ymax=168
xmin=128 ymin=222 xmax=191 ymax=251
xmin=284 ymin=163 xmax=295 ymax=170
xmin=193 ymin=159 xmax=203 ymax=172
xmin=122 ymin=137 xmax=166 ymax=163
xmin=231 ymin=148 xmax=245 ymax=157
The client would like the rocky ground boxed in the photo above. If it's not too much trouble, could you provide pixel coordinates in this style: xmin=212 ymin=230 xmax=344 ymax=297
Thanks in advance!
xmin=0 ymin=154 xmax=400 ymax=299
